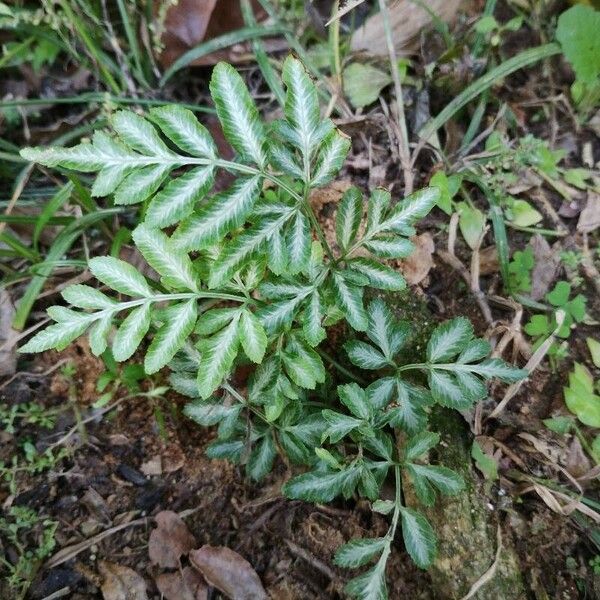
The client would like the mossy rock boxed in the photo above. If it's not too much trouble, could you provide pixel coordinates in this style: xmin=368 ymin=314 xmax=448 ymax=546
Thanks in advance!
xmin=381 ymin=291 xmax=526 ymax=599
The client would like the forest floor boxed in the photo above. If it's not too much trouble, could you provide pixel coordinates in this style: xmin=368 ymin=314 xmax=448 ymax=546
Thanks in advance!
xmin=1 ymin=0 xmax=599 ymax=599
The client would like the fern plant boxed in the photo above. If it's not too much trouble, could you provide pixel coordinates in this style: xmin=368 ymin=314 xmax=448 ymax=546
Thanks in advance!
xmin=19 ymin=56 xmax=526 ymax=598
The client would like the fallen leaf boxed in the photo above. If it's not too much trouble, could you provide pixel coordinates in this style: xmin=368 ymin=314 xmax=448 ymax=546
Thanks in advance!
xmin=528 ymin=234 xmax=561 ymax=301
xmin=577 ymin=192 xmax=600 ymax=233
xmin=343 ymin=62 xmax=391 ymax=108
xmin=159 ymin=0 xmax=269 ymax=68
xmin=350 ymin=0 xmax=460 ymax=56
xmin=162 ymin=442 xmax=186 ymax=473
xmin=479 ymin=245 xmax=499 ymax=276
xmin=189 ymin=546 xmax=267 ymax=600
xmin=0 ymin=290 xmax=17 ymax=376
xmin=99 ymin=561 xmax=148 ymax=600
xmin=148 ymin=511 xmax=196 ymax=569
xmin=155 ymin=567 xmax=207 ymax=600
xmin=141 ymin=456 xmax=162 ymax=476
xmin=565 ymin=436 xmax=591 ymax=479
xmin=399 ymin=232 xmax=434 ymax=285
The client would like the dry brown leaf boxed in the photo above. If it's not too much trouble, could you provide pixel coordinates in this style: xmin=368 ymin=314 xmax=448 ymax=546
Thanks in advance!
xmin=189 ymin=545 xmax=267 ymax=600
xmin=479 ymin=245 xmax=500 ymax=276
xmin=565 ymin=437 xmax=591 ymax=479
xmin=155 ymin=567 xmax=208 ymax=600
xmin=140 ymin=455 xmax=162 ymax=476
xmin=99 ymin=561 xmax=148 ymax=600
xmin=0 ymin=290 xmax=17 ymax=376
xmin=350 ymin=0 xmax=461 ymax=56
xmin=148 ymin=511 xmax=197 ymax=569
xmin=159 ymin=0 xmax=268 ymax=68
xmin=399 ymin=232 xmax=434 ymax=285
xmin=577 ymin=192 xmax=600 ymax=233
xmin=528 ymin=234 xmax=560 ymax=301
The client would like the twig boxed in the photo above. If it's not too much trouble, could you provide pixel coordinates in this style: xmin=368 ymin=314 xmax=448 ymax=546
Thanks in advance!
xmin=284 ymin=539 xmax=339 ymax=581
xmin=377 ymin=0 xmax=413 ymax=194
xmin=0 ymin=164 xmax=34 ymax=237
xmin=460 ymin=525 xmax=502 ymax=600
xmin=487 ymin=310 xmax=565 ymax=420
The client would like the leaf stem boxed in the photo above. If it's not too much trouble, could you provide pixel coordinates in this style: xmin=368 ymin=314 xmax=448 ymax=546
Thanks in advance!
xmin=89 ymin=291 xmax=248 ymax=321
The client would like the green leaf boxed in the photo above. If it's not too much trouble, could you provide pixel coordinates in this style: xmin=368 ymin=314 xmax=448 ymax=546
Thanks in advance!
xmin=197 ymin=315 xmax=241 ymax=399
xmin=173 ymin=176 xmax=263 ymax=252
xmin=132 ymin=225 xmax=198 ymax=291
xmin=456 ymin=202 xmax=485 ymax=250
xmin=467 ymin=358 xmax=528 ymax=382
xmin=349 ymin=258 xmax=406 ymax=291
xmin=61 ymin=284 xmax=117 ymax=310
xmin=184 ymin=400 xmax=240 ymax=427
xmin=587 ymin=338 xmax=600 ymax=368
xmin=343 ymin=62 xmax=391 ymax=108
xmin=170 ymin=371 xmax=200 ymax=398
xmin=89 ymin=316 xmax=111 ymax=356
xmin=112 ymin=302 xmax=152 ymax=361
xmin=408 ymin=465 xmax=464 ymax=496
xmin=113 ymin=164 xmax=171 ymax=206
xmin=283 ymin=467 xmax=358 ymax=502
xmin=366 ymin=188 xmax=391 ymax=233
xmin=345 ymin=340 xmax=389 ymax=370
xmin=405 ymin=431 xmax=440 ymax=461
xmin=248 ymin=355 xmax=281 ymax=402
xmin=332 ymin=273 xmax=368 ymax=331
xmin=210 ymin=62 xmax=267 ymax=167
xmin=145 ymin=166 xmax=215 ymax=229
xmin=564 ymin=362 xmax=600 ymax=427
xmin=334 ymin=537 xmax=388 ymax=568
xmin=311 ymin=130 xmax=351 ymax=188
xmin=427 ymin=317 xmax=473 ymax=363
xmin=20 ymin=319 xmax=90 ymax=354
xmin=247 ymin=434 xmax=277 ymax=481
xmin=281 ymin=56 xmax=321 ymax=162
xmin=556 ymin=6 xmax=600 ymax=85
xmin=257 ymin=294 xmax=308 ymax=333
xmin=303 ymin=290 xmax=326 ymax=346
xmin=148 ymin=105 xmax=217 ymax=158
xmin=238 ymin=309 xmax=267 ymax=363
xmin=543 ymin=416 xmax=574 ymax=436
xmin=457 ymin=339 xmax=491 ymax=364
xmin=365 ymin=299 xmax=396 ymax=359
xmin=145 ymin=299 xmax=198 ymax=373
xmin=428 ymin=370 xmax=470 ymax=409
xmin=385 ymin=380 xmax=430 ymax=433
xmin=205 ymin=439 xmax=244 ymax=461
xmin=195 ymin=308 xmax=238 ymax=335
xmin=270 ymin=142 xmax=304 ymax=179
xmin=364 ymin=237 xmax=414 ymax=259
xmin=546 ymin=281 xmax=571 ymax=307
xmin=366 ymin=377 xmax=395 ymax=409
xmin=112 ymin=110 xmax=174 ymax=156
xmin=471 ymin=441 xmax=498 ymax=480
xmin=378 ymin=187 xmax=439 ymax=234
xmin=510 ymin=199 xmax=543 ymax=227
xmin=400 ymin=508 xmax=436 ymax=569
xmin=344 ymin=554 xmax=388 ymax=600
xmin=283 ymin=337 xmax=325 ymax=389
xmin=287 ymin=210 xmax=311 ymax=274
xmin=336 ymin=187 xmax=363 ymax=251
xmin=209 ymin=210 xmax=293 ymax=287
xmin=322 ymin=410 xmax=364 ymax=443
xmin=338 ymin=383 xmax=370 ymax=420
xmin=89 ymin=256 xmax=153 ymax=297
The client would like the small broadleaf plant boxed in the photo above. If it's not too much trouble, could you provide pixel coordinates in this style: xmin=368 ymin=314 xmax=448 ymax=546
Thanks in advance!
xmin=19 ymin=57 xmax=527 ymax=598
